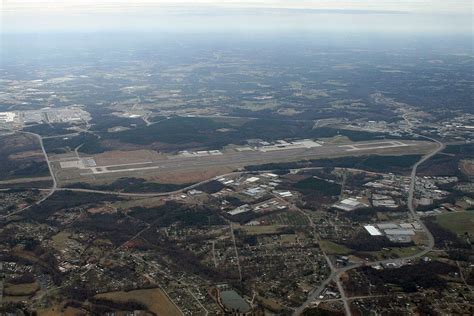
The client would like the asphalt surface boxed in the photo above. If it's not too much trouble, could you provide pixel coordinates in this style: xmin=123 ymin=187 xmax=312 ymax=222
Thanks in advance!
xmin=292 ymin=136 xmax=445 ymax=315
xmin=53 ymin=139 xmax=435 ymax=183
xmin=0 ymin=132 xmax=445 ymax=315
xmin=0 ymin=131 xmax=57 ymax=219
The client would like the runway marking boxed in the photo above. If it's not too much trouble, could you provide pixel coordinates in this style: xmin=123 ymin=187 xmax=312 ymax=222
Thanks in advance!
xmin=91 ymin=165 xmax=160 ymax=174
xmin=91 ymin=161 xmax=153 ymax=169
xmin=339 ymin=141 xmax=409 ymax=151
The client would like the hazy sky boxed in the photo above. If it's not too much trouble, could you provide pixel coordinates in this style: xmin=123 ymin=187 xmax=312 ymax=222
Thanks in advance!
xmin=1 ymin=0 xmax=473 ymax=34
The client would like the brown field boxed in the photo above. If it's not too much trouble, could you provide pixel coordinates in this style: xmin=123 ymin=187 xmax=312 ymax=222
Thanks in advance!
xmin=0 ymin=176 xmax=52 ymax=184
xmin=3 ymin=295 xmax=31 ymax=303
xmin=52 ymin=139 xmax=436 ymax=186
xmin=37 ymin=307 xmax=61 ymax=316
xmin=113 ymin=196 xmax=166 ymax=209
xmin=94 ymin=288 xmax=182 ymax=316
xmin=87 ymin=205 xmax=117 ymax=214
xmin=237 ymin=225 xmax=288 ymax=235
xmin=460 ymin=160 xmax=474 ymax=177
xmin=3 ymin=282 xmax=39 ymax=296
xmin=0 ymin=133 xmax=49 ymax=180
xmin=91 ymin=149 xmax=161 ymax=166
xmin=61 ymin=306 xmax=87 ymax=316
xmin=51 ymin=231 xmax=71 ymax=252
xmin=318 ymin=135 xmax=352 ymax=144
xmin=151 ymin=165 xmax=234 ymax=184
xmin=37 ymin=305 xmax=86 ymax=316
xmin=257 ymin=297 xmax=284 ymax=312
xmin=8 ymin=150 xmax=45 ymax=160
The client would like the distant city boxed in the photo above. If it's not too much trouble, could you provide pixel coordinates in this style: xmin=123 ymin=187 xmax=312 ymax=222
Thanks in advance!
xmin=0 ymin=1 xmax=473 ymax=315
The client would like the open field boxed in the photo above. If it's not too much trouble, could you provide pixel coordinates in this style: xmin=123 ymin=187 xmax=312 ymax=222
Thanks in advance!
xmin=51 ymin=231 xmax=72 ymax=252
xmin=37 ymin=306 xmax=85 ymax=316
xmin=459 ymin=159 xmax=474 ymax=177
xmin=319 ymin=240 xmax=352 ymax=255
xmin=3 ymin=282 xmax=39 ymax=296
xmin=435 ymin=211 xmax=474 ymax=236
xmin=94 ymin=288 xmax=182 ymax=316
xmin=0 ymin=133 xmax=50 ymax=180
xmin=49 ymin=139 xmax=436 ymax=185
xmin=259 ymin=210 xmax=310 ymax=225
xmin=237 ymin=225 xmax=288 ymax=235
xmin=151 ymin=165 xmax=234 ymax=184
xmin=0 ymin=176 xmax=52 ymax=185
xmin=362 ymin=246 xmax=423 ymax=260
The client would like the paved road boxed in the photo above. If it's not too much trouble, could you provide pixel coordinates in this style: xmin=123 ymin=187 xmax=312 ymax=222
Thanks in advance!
xmin=0 ymin=131 xmax=445 ymax=315
xmin=291 ymin=205 xmax=338 ymax=316
xmin=406 ymin=135 xmax=445 ymax=255
xmin=293 ymin=135 xmax=445 ymax=315
xmin=0 ymin=171 xmax=245 ymax=219
xmin=0 ymin=176 xmax=52 ymax=185
xmin=22 ymin=131 xmax=57 ymax=190
xmin=0 ymin=131 xmax=57 ymax=219
xmin=53 ymin=139 xmax=435 ymax=183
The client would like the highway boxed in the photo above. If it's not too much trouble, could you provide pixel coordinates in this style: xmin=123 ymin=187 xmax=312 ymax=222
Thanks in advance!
xmin=23 ymin=131 xmax=58 ymax=192
xmin=0 ymin=170 xmax=245 ymax=219
xmin=0 ymin=130 xmax=445 ymax=316
xmin=405 ymin=134 xmax=445 ymax=256
xmin=293 ymin=135 xmax=445 ymax=315
xmin=51 ymin=139 xmax=436 ymax=183
xmin=0 ymin=131 xmax=57 ymax=220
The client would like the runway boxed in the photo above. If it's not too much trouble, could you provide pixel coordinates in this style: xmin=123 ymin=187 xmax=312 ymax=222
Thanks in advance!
xmin=51 ymin=139 xmax=436 ymax=184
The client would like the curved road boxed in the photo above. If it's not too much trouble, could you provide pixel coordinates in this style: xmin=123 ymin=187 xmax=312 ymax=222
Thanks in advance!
xmin=1 ymin=129 xmax=446 ymax=316
xmin=293 ymin=134 xmax=445 ymax=316
xmin=0 ymin=131 xmax=57 ymax=219
xmin=405 ymin=134 xmax=445 ymax=255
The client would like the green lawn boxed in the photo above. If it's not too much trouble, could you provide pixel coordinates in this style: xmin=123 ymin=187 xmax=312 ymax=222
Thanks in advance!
xmin=363 ymin=247 xmax=421 ymax=260
xmin=435 ymin=211 xmax=474 ymax=236
xmin=319 ymin=240 xmax=352 ymax=255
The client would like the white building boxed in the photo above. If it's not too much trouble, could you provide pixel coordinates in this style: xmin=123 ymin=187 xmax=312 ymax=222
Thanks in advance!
xmin=0 ymin=112 xmax=16 ymax=123
xmin=332 ymin=198 xmax=367 ymax=211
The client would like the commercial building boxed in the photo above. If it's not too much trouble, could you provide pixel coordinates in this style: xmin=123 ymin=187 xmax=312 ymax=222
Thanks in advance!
xmin=0 ymin=112 xmax=16 ymax=123
xmin=364 ymin=225 xmax=382 ymax=236
xmin=333 ymin=198 xmax=367 ymax=211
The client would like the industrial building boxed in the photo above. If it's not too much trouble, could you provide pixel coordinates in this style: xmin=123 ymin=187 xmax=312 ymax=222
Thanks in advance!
xmin=333 ymin=198 xmax=367 ymax=211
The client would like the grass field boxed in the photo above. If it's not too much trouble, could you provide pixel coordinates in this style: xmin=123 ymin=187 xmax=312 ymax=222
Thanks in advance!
xmin=261 ymin=211 xmax=309 ymax=225
xmin=94 ymin=288 xmax=182 ymax=316
xmin=256 ymin=295 xmax=284 ymax=312
xmin=51 ymin=231 xmax=72 ymax=252
xmin=363 ymin=247 xmax=421 ymax=260
xmin=459 ymin=160 xmax=474 ymax=177
xmin=3 ymin=282 xmax=39 ymax=296
xmin=435 ymin=211 xmax=474 ymax=236
xmin=237 ymin=225 xmax=287 ymax=235
xmin=38 ymin=305 xmax=85 ymax=316
xmin=319 ymin=240 xmax=352 ymax=255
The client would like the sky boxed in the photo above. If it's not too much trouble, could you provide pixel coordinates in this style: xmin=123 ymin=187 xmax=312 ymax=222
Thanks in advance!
xmin=1 ymin=0 xmax=473 ymax=35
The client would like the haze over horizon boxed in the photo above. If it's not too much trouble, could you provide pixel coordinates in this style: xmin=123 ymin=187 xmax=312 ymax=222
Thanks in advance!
xmin=1 ymin=0 xmax=472 ymax=35
xmin=0 ymin=1 xmax=473 ymax=316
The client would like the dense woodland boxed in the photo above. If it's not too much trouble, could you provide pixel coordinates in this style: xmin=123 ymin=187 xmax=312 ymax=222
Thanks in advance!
xmin=246 ymin=154 xmax=422 ymax=174
xmin=0 ymin=134 xmax=50 ymax=180
xmin=68 ymin=177 xmax=190 ymax=193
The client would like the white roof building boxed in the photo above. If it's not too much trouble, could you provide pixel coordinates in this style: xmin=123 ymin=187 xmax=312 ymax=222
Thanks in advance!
xmin=246 ymin=177 xmax=260 ymax=183
xmin=0 ymin=112 xmax=16 ymax=123
xmin=364 ymin=225 xmax=382 ymax=236
xmin=332 ymin=198 xmax=367 ymax=211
